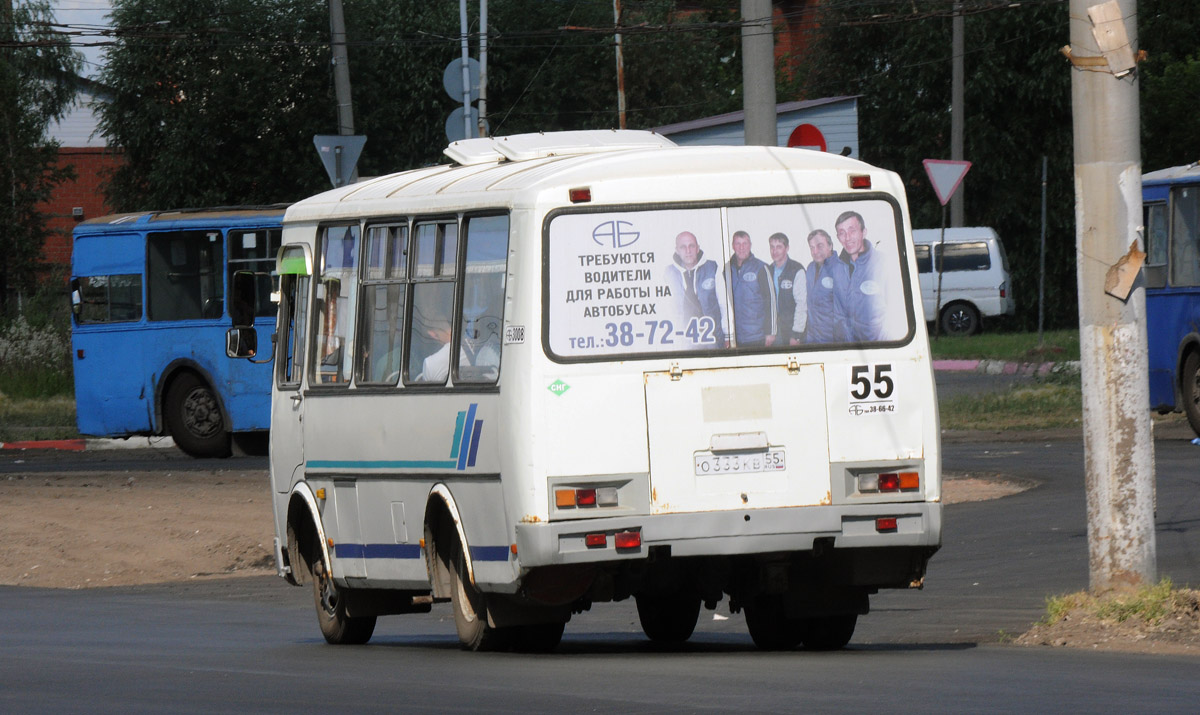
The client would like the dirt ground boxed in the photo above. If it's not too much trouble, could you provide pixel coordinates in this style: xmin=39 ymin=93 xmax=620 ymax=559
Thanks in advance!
xmin=3 ymin=464 xmax=1196 ymax=654
xmin=0 ymin=467 xmax=1022 ymax=590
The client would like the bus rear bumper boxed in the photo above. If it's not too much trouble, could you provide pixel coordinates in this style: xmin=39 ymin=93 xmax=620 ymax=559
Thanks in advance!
xmin=514 ymin=502 xmax=942 ymax=568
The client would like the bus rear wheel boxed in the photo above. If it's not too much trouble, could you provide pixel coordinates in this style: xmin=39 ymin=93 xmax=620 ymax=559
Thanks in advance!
xmin=801 ymin=614 xmax=857 ymax=651
xmin=636 ymin=592 xmax=701 ymax=643
xmin=164 ymin=372 xmax=231 ymax=458
xmin=450 ymin=549 xmax=509 ymax=651
xmin=743 ymin=595 xmax=804 ymax=650
xmin=1183 ymin=351 xmax=1200 ymax=438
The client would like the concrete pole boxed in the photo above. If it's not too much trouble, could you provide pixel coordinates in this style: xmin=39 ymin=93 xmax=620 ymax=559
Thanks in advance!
xmin=1069 ymin=0 xmax=1156 ymax=594
xmin=459 ymin=0 xmax=472 ymax=140
xmin=328 ymin=0 xmax=354 ymax=136
xmin=950 ymin=3 xmax=965 ymax=226
xmin=478 ymin=0 xmax=488 ymax=137
xmin=741 ymin=0 xmax=776 ymax=146
xmin=613 ymin=0 xmax=627 ymax=130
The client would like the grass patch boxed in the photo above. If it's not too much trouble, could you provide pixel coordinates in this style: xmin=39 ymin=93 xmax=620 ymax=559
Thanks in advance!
xmin=939 ymin=373 xmax=1082 ymax=431
xmin=0 ymin=394 xmax=79 ymax=442
xmin=1041 ymin=579 xmax=1185 ymax=627
xmin=930 ymin=329 xmax=1079 ymax=362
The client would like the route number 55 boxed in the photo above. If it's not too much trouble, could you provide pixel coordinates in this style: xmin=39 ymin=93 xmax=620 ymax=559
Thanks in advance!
xmin=850 ymin=364 xmax=894 ymax=400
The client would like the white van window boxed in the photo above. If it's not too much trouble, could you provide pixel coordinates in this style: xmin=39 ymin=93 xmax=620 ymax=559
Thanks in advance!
xmin=934 ymin=241 xmax=990 ymax=272
xmin=914 ymin=244 xmax=932 ymax=273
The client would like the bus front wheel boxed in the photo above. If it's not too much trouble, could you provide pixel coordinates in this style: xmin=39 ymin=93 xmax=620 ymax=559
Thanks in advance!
xmin=164 ymin=372 xmax=231 ymax=458
xmin=1183 ymin=351 xmax=1200 ymax=438
xmin=311 ymin=560 xmax=376 ymax=645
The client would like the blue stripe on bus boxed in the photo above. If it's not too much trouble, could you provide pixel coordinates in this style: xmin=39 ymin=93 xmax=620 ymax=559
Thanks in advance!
xmin=467 ymin=420 xmax=483 ymax=468
xmin=456 ymin=403 xmax=478 ymax=471
xmin=307 ymin=460 xmax=458 ymax=470
xmin=331 ymin=543 xmax=506 ymax=561
xmin=469 ymin=545 xmax=511 ymax=562
xmin=450 ymin=410 xmax=466 ymax=459
xmin=332 ymin=543 xmax=422 ymax=560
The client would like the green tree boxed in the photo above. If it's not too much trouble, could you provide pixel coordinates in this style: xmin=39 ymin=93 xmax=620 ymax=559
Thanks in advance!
xmin=1139 ymin=0 xmax=1200 ymax=172
xmin=798 ymin=1 xmax=1075 ymax=329
xmin=0 ymin=0 xmax=82 ymax=316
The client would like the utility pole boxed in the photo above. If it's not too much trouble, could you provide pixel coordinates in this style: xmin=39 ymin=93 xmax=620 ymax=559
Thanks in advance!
xmin=1069 ymin=0 xmax=1156 ymax=594
xmin=950 ymin=3 xmax=965 ymax=226
xmin=741 ymin=0 xmax=775 ymax=146
xmin=613 ymin=0 xmax=626 ymax=129
xmin=478 ymin=0 xmax=488 ymax=137
xmin=329 ymin=0 xmax=354 ymax=136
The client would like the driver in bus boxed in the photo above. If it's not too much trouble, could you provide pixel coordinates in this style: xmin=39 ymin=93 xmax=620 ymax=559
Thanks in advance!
xmin=416 ymin=317 xmax=500 ymax=383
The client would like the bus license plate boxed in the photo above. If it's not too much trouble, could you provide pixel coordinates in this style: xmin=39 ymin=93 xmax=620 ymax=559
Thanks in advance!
xmin=694 ymin=449 xmax=786 ymax=476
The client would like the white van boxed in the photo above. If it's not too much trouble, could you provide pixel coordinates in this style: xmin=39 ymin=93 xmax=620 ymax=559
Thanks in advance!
xmin=911 ymin=227 xmax=1015 ymax=335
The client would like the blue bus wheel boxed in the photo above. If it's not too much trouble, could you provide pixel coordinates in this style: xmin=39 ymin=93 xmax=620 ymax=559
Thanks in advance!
xmin=164 ymin=373 xmax=231 ymax=458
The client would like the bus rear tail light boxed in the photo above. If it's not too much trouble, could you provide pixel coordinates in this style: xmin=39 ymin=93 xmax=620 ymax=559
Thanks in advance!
xmin=614 ymin=531 xmax=641 ymax=549
xmin=585 ymin=533 xmax=607 ymax=548
xmin=876 ymin=517 xmax=898 ymax=532
xmin=555 ymin=486 xmax=620 ymax=508
xmin=858 ymin=471 xmax=919 ymax=493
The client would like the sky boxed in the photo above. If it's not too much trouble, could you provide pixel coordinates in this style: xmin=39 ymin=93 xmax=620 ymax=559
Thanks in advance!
xmin=50 ymin=0 xmax=114 ymax=78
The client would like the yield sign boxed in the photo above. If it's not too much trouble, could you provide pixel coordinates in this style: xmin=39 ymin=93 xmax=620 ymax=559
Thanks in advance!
xmin=314 ymin=135 xmax=367 ymax=188
xmin=923 ymin=159 xmax=972 ymax=206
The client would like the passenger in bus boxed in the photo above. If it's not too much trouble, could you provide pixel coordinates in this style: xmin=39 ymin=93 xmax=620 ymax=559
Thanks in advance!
xmin=767 ymin=232 xmax=807 ymax=345
xmin=805 ymin=228 xmax=850 ymax=343
xmin=724 ymin=230 xmax=778 ymax=347
xmin=415 ymin=318 xmax=500 ymax=383
xmin=835 ymin=211 xmax=888 ymax=342
xmin=663 ymin=230 xmax=725 ymax=346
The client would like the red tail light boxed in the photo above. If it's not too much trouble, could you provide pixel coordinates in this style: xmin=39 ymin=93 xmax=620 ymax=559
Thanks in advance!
xmin=614 ymin=531 xmax=641 ymax=549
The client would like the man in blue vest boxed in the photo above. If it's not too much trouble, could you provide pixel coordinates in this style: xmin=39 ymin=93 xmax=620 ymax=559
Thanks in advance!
xmin=805 ymin=228 xmax=850 ymax=343
xmin=768 ymin=232 xmax=807 ymax=345
xmin=836 ymin=210 xmax=888 ymax=342
xmin=724 ymin=230 xmax=777 ymax=347
xmin=664 ymin=230 xmax=725 ymax=348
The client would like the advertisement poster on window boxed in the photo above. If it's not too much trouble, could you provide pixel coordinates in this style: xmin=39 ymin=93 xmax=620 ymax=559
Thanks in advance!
xmin=547 ymin=200 xmax=910 ymax=358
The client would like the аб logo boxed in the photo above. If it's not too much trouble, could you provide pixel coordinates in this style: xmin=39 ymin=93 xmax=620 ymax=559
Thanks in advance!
xmin=592 ymin=220 xmax=640 ymax=248
xmin=548 ymin=379 xmax=571 ymax=396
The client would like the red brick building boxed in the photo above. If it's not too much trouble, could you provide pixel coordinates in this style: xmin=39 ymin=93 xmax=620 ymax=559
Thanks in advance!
xmin=37 ymin=85 xmax=123 ymax=277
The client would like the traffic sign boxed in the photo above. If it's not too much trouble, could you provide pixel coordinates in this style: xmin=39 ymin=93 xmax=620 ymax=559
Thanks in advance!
xmin=787 ymin=123 xmax=826 ymax=152
xmin=446 ymin=106 xmax=486 ymax=143
xmin=313 ymin=135 xmax=367 ymax=188
xmin=923 ymin=159 xmax=972 ymax=206
xmin=443 ymin=57 xmax=481 ymax=103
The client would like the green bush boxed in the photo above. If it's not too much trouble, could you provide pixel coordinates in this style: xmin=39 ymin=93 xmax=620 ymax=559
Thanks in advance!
xmin=0 ymin=314 xmax=73 ymax=398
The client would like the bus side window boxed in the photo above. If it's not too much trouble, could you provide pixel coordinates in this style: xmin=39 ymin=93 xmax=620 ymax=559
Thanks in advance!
xmin=147 ymin=230 xmax=225 ymax=321
xmin=278 ymin=273 xmax=310 ymax=386
xmin=73 ymin=274 xmax=143 ymax=324
xmin=1144 ymin=202 xmax=1168 ymax=288
xmin=357 ymin=224 xmax=408 ymax=385
xmin=312 ymin=225 xmax=360 ymax=385
xmin=408 ymin=221 xmax=457 ymax=384
xmin=456 ymin=215 xmax=509 ymax=384
xmin=1170 ymin=187 xmax=1200 ymax=287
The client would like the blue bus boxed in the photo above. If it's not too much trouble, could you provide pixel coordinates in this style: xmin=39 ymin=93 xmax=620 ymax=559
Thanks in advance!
xmin=1142 ymin=164 xmax=1200 ymax=437
xmin=69 ymin=206 xmax=285 ymax=457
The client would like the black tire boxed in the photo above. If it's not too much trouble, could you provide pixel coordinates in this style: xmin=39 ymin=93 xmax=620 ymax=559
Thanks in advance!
xmin=743 ymin=595 xmax=803 ymax=651
xmin=164 ymin=372 xmax=231 ymax=458
xmin=940 ymin=302 xmax=980 ymax=337
xmin=635 ymin=592 xmax=702 ymax=643
xmin=1183 ymin=351 xmax=1200 ymax=438
xmin=311 ymin=562 xmax=376 ymax=645
xmin=801 ymin=614 xmax=857 ymax=651
xmin=450 ymin=549 xmax=508 ymax=651
xmin=509 ymin=621 xmax=566 ymax=653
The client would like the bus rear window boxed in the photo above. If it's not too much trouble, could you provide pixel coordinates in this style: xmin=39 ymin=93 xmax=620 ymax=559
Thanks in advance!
xmin=546 ymin=199 xmax=911 ymax=359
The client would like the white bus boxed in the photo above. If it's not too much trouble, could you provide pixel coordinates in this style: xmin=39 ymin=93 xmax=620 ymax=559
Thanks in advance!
xmin=229 ymin=130 xmax=941 ymax=652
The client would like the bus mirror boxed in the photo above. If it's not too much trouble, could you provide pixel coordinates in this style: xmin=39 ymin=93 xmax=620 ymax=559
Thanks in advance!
xmin=226 ymin=327 xmax=258 ymax=359
xmin=230 ymin=270 xmax=257 ymax=327
xmin=70 ymin=278 xmax=82 ymax=318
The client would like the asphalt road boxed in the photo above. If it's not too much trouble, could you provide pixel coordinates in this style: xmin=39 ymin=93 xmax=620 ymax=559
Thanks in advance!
xmin=2 ymin=373 xmax=1198 ymax=712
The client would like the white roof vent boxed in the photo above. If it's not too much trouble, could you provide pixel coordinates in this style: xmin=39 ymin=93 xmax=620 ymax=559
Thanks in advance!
xmin=445 ymin=129 xmax=675 ymax=166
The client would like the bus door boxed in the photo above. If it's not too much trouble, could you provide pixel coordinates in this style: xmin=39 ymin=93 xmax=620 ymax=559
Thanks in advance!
xmin=645 ymin=364 xmax=831 ymax=514
xmin=70 ymin=232 xmax=149 ymax=435
xmin=271 ymin=245 xmax=312 ymax=493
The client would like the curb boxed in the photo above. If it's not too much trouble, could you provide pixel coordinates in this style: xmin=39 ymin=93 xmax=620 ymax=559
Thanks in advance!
xmin=1 ymin=435 xmax=177 ymax=453
xmin=933 ymin=359 xmax=1081 ymax=376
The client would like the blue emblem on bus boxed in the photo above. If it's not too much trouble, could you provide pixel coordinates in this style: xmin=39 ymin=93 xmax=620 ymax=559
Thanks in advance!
xmin=592 ymin=220 xmax=640 ymax=248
